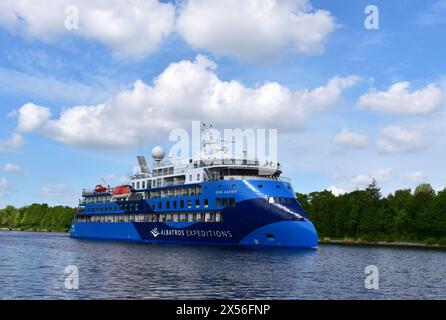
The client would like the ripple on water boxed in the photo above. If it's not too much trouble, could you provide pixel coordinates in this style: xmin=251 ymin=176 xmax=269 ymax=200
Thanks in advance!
xmin=0 ymin=231 xmax=445 ymax=299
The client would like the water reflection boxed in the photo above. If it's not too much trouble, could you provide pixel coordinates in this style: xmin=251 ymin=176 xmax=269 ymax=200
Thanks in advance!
xmin=0 ymin=231 xmax=444 ymax=299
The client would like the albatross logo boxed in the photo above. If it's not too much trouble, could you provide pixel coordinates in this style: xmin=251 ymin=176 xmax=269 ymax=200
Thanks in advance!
xmin=151 ymin=227 xmax=160 ymax=238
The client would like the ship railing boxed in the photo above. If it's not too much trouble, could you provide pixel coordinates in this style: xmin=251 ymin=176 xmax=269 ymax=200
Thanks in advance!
xmin=192 ymin=158 xmax=280 ymax=168
xmin=82 ymin=188 xmax=114 ymax=196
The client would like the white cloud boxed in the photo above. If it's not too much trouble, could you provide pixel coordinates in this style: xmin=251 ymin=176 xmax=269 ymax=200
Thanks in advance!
xmin=40 ymin=184 xmax=75 ymax=199
xmin=404 ymin=171 xmax=426 ymax=183
xmin=357 ymin=81 xmax=444 ymax=114
xmin=373 ymin=168 xmax=392 ymax=183
xmin=350 ymin=174 xmax=372 ymax=187
xmin=0 ymin=0 xmax=175 ymax=58
xmin=333 ymin=128 xmax=368 ymax=148
xmin=0 ymin=177 xmax=11 ymax=198
xmin=16 ymin=55 xmax=357 ymax=149
xmin=17 ymin=103 xmax=51 ymax=132
xmin=334 ymin=168 xmax=392 ymax=191
xmin=377 ymin=126 xmax=426 ymax=153
xmin=177 ymin=0 xmax=336 ymax=60
xmin=0 ymin=133 xmax=26 ymax=154
xmin=1 ymin=163 xmax=22 ymax=173
xmin=327 ymin=185 xmax=346 ymax=196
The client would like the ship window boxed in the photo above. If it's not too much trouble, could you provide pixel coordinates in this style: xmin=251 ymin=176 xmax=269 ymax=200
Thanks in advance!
xmin=173 ymin=214 xmax=179 ymax=222
xmin=229 ymin=198 xmax=236 ymax=207
xmin=268 ymin=197 xmax=274 ymax=204
xmin=197 ymin=174 xmax=200 ymax=181
xmin=142 ymin=181 xmax=145 ymax=189
xmin=180 ymin=200 xmax=184 ymax=209
xmin=216 ymin=198 xmax=221 ymax=207
xmin=276 ymin=185 xmax=281 ymax=188
xmin=189 ymin=175 xmax=192 ymax=181
xmin=180 ymin=213 xmax=186 ymax=222
xmin=173 ymin=200 xmax=177 ymax=209
xmin=222 ymin=198 xmax=228 ymax=207
xmin=274 ymin=197 xmax=280 ymax=203
xmin=137 ymin=182 xmax=140 ymax=189
xmin=196 ymin=213 xmax=203 ymax=222
xmin=187 ymin=200 xmax=192 ymax=209
xmin=258 ymin=184 xmax=264 ymax=188
xmin=188 ymin=213 xmax=194 ymax=222
xmin=286 ymin=198 xmax=292 ymax=204
xmin=205 ymin=213 xmax=211 ymax=222
xmin=204 ymin=199 xmax=209 ymax=208
xmin=158 ymin=202 xmax=162 ymax=210
xmin=232 ymin=184 xmax=236 ymax=189
xmin=215 ymin=212 xmax=221 ymax=222
xmin=195 ymin=199 xmax=200 ymax=208
xmin=151 ymin=203 xmax=155 ymax=210
xmin=166 ymin=214 xmax=172 ymax=222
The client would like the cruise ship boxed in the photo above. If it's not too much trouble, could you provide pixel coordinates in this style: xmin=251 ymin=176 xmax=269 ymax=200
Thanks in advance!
xmin=70 ymin=128 xmax=318 ymax=248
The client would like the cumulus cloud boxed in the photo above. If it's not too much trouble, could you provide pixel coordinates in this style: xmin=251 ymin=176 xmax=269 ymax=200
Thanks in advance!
xmin=377 ymin=126 xmax=426 ymax=153
xmin=17 ymin=103 xmax=51 ymax=132
xmin=357 ymin=81 xmax=444 ymax=114
xmin=0 ymin=133 xmax=26 ymax=154
xmin=1 ymin=163 xmax=22 ymax=173
xmin=15 ymin=55 xmax=357 ymax=149
xmin=40 ymin=184 xmax=75 ymax=200
xmin=333 ymin=128 xmax=368 ymax=148
xmin=0 ymin=0 xmax=175 ymax=58
xmin=404 ymin=171 xmax=426 ymax=183
xmin=327 ymin=185 xmax=346 ymax=196
xmin=334 ymin=168 xmax=392 ymax=191
xmin=177 ymin=0 xmax=336 ymax=60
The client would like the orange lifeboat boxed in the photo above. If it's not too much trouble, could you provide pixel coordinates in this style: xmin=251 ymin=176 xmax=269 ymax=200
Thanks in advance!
xmin=112 ymin=185 xmax=132 ymax=198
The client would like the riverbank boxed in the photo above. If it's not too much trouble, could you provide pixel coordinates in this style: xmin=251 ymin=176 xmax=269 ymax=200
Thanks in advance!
xmin=319 ymin=237 xmax=446 ymax=250
xmin=0 ymin=227 xmax=68 ymax=233
xmin=1 ymin=228 xmax=445 ymax=249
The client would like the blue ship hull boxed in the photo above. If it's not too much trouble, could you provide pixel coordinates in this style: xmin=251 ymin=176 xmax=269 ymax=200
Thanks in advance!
xmin=70 ymin=220 xmax=317 ymax=248
xmin=70 ymin=180 xmax=319 ymax=249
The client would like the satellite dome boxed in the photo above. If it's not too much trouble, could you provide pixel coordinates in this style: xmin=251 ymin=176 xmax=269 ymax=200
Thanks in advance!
xmin=151 ymin=146 xmax=165 ymax=162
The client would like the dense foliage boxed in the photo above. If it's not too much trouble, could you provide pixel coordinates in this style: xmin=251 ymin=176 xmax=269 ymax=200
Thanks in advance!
xmin=1 ymin=182 xmax=445 ymax=245
xmin=298 ymin=182 xmax=446 ymax=245
xmin=0 ymin=204 xmax=75 ymax=231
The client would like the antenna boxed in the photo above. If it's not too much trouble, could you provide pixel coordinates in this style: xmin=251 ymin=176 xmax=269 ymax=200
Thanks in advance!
xmin=137 ymin=155 xmax=149 ymax=174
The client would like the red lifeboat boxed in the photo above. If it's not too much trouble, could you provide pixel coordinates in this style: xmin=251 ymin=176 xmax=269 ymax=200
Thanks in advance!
xmin=94 ymin=185 xmax=107 ymax=193
xmin=112 ymin=185 xmax=132 ymax=196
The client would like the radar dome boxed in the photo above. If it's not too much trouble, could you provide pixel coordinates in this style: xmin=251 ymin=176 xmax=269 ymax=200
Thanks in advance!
xmin=151 ymin=146 xmax=165 ymax=162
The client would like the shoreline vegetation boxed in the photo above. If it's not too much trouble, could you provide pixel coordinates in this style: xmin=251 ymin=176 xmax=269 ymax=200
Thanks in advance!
xmin=1 ymin=182 xmax=445 ymax=248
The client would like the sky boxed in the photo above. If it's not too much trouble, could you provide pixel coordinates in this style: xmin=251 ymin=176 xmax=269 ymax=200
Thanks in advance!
xmin=0 ymin=0 xmax=445 ymax=208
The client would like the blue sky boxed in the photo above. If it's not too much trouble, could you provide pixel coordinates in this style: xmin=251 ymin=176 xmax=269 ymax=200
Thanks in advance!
xmin=1 ymin=0 xmax=445 ymax=207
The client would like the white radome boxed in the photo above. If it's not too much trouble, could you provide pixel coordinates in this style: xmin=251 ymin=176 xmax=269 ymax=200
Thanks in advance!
xmin=151 ymin=146 xmax=165 ymax=162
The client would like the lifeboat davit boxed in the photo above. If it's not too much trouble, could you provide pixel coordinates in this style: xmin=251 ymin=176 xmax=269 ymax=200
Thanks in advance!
xmin=95 ymin=185 xmax=107 ymax=193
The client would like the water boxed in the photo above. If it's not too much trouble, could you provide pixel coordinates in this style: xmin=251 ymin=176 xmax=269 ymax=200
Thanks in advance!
xmin=0 ymin=231 xmax=445 ymax=299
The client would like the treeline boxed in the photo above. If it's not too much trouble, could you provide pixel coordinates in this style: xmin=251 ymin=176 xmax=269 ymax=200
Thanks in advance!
xmin=1 ymin=183 xmax=445 ymax=244
xmin=0 ymin=204 xmax=75 ymax=232
xmin=298 ymin=182 xmax=446 ymax=245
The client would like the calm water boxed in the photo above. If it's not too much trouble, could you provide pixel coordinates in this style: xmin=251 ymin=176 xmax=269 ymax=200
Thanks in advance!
xmin=0 ymin=231 xmax=445 ymax=299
